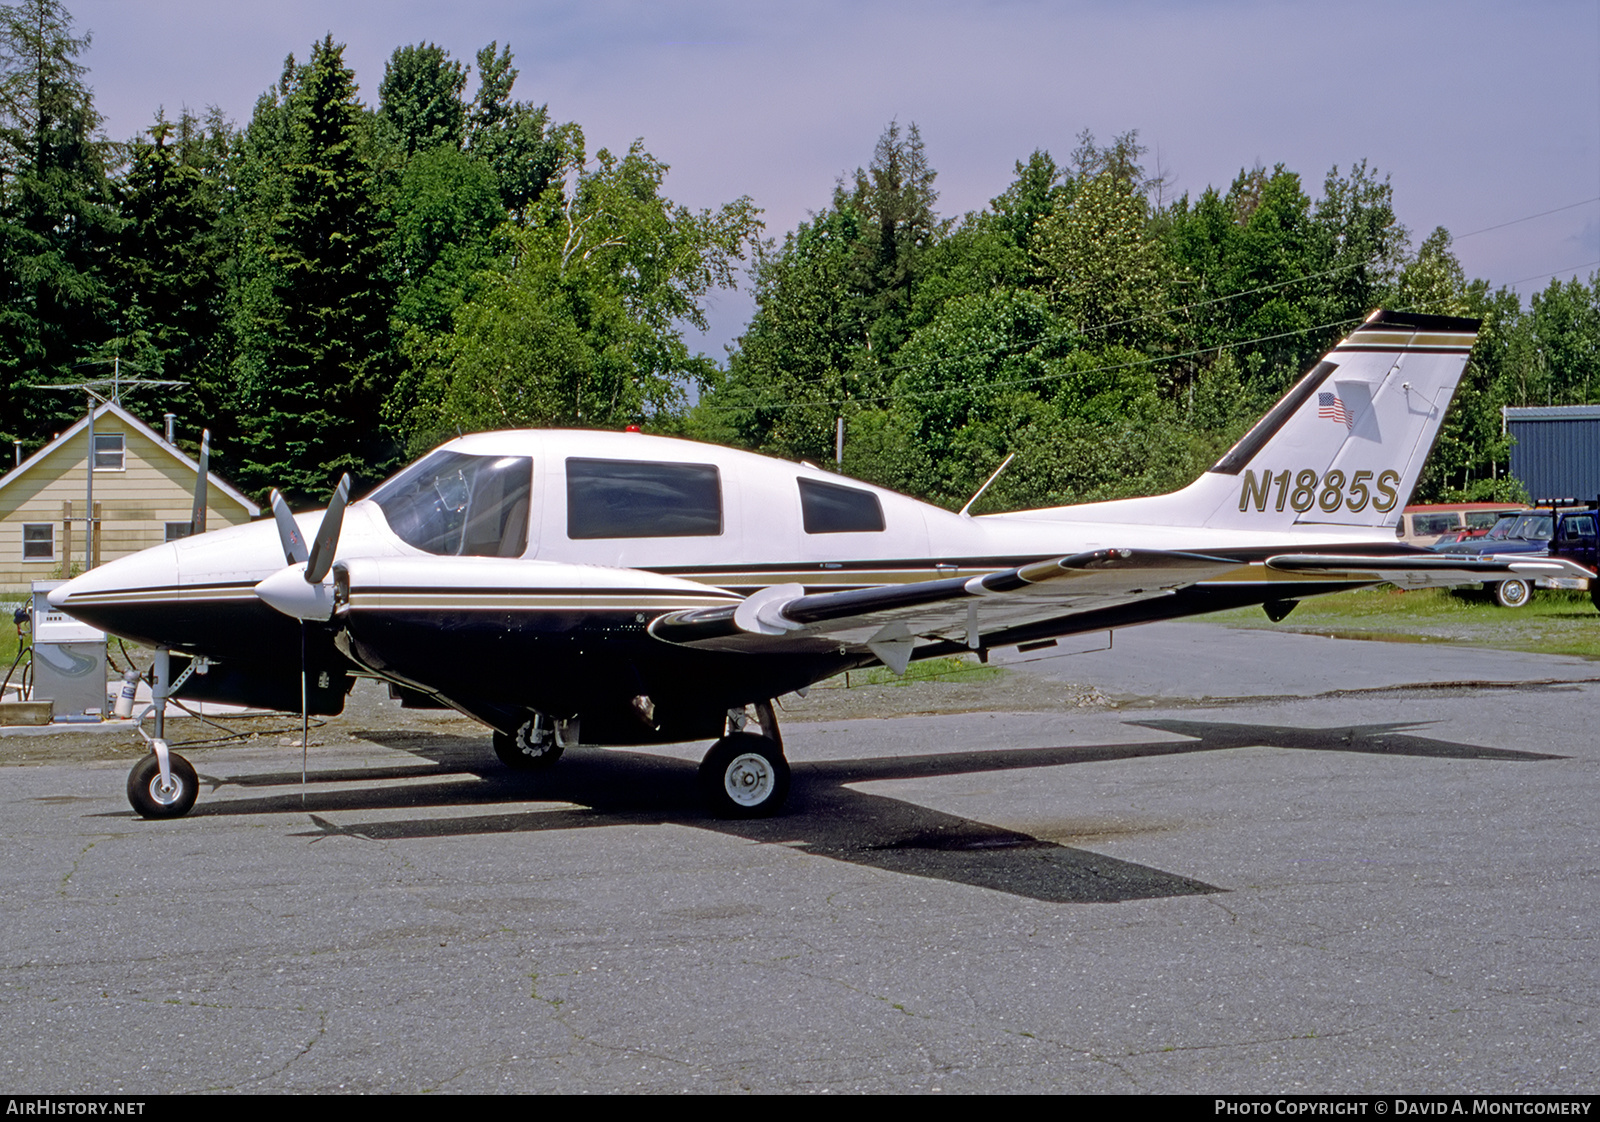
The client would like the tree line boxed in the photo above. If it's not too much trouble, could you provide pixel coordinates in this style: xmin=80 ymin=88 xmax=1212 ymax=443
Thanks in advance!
xmin=2 ymin=0 xmax=1595 ymax=510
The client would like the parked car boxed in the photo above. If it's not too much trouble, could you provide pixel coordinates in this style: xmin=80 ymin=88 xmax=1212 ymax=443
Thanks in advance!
xmin=1397 ymin=503 xmax=1527 ymax=549
xmin=1545 ymin=507 xmax=1600 ymax=610
xmin=1431 ymin=508 xmax=1587 ymax=607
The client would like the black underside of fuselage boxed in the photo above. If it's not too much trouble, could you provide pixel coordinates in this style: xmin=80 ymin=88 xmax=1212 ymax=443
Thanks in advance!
xmin=62 ymin=571 xmax=1371 ymax=743
xmin=340 ymin=609 xmax=861 ymax=743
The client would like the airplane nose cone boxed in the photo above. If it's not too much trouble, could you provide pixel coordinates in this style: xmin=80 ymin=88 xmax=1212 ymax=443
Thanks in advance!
xmin=47 ymin=544 xmax=183 ymax=633
xmin=43 ymin=514 xmax=360 ymax=652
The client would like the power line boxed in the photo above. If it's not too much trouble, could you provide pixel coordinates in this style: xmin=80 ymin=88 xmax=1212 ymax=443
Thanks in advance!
xmin=701 ymin=314 xmax=1369 ymax=416
xmin=1454 ymin=197 xmax=1600 ymax=241
xmin=697 ymin=195 xmax=1600 ymax=419
xmin=1502 ymin=259 xmax=1600 ymax=289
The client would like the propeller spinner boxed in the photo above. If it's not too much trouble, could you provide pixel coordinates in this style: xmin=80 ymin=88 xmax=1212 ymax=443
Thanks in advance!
xmin=255 ymin=475 xmax=351 ymax=621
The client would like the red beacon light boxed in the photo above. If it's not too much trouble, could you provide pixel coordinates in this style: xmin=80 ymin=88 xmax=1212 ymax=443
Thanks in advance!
xmin=624 ymin=425 xmax=642 ymax=433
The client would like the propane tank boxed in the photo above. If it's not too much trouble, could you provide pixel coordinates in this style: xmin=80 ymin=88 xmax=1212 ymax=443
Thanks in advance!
xmin=113 ymin=669 xmax=140 ymax=719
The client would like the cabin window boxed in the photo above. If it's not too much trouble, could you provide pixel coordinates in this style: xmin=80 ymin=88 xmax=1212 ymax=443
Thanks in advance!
xmin=798 ymin=478 xmax=885 ymax=534
xmin=165 ymin=522 xmax=194 ymax=543
xmin=93 ymin=433 xmax=125 ymax=471
xmin=566 ymin=458 xmax=722 ymax=539
xmin=22 ymin=523 xmax=53 ymax=560
xmin=370 ymin=450 xmax=533 ymax=557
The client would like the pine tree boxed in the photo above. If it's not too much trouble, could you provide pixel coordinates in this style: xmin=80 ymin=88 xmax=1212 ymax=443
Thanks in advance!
xmin=0 ymin=0 xmax=118 ymax=445
xmin=234 ymin=36 xmax=394 ymax=502
xmin=112 ymin=109 xmax=235 ymax=444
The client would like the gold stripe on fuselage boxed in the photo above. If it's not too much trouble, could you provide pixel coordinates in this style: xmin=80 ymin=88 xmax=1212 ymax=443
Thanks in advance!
xmin=348 ymin=592 xmax=737 ymax=612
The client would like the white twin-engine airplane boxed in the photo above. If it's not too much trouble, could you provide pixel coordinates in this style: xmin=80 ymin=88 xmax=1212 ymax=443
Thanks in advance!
xmin=51 ymin=310 xmax=1592 ymax=820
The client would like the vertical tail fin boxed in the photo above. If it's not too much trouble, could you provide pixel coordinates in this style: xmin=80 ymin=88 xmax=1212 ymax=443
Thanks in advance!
xmin=1172 ymin=310 xmax=1480 ymax=530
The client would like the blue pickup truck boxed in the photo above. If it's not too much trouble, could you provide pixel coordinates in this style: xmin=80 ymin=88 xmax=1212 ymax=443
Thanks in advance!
xmin=1431 ymin=506 xmax=1597 ymax=608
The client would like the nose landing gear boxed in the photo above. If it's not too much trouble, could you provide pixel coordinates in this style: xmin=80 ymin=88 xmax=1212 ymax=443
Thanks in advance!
xmin=125 ymin=650 xmax=200 ymax=819
xmin=127 ymin=740 xmax=197 ymax=819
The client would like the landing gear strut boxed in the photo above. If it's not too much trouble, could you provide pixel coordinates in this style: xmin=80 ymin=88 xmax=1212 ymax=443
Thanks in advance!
xmin=699 ymin=700 xmax=789 ymax=818
xmin=126 ymin=649 xmax=199 ymax=819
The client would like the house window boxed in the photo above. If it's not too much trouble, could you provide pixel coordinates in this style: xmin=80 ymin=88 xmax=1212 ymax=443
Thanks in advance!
xmin=93 ymin=433 xmax=125 ymax=471
xmin=165 ymin=522 xmax=194 ymax=543
xmin=22 ymin=523 xmax=53 ymax=560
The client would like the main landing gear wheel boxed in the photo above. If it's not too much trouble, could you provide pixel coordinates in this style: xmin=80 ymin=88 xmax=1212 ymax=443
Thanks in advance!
xmin=127 ymin=752 xmax=198 ymax=819
xmin=493 ymin=717 xmax=565 ymax=771
xmin=699 ymin=733 xmax=789 ymax=818
xmin=1494 ymin=578 xmax=1533 ymax=608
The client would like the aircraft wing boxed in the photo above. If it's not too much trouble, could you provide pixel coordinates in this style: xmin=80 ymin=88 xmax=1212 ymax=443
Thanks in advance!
xmin=649 ymin=549 xmax=1239 ymax=673
xmin=1265 ymin=553 xmax=1596 ymax=589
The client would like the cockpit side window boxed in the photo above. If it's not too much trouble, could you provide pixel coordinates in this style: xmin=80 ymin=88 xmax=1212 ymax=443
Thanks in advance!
xmin=370 ymin=451 xmax=533 ymax=557
xmin=798 ymin=478 xmax=885 ymax=534
xmin=567 ymin=458 xmax=722 ymax=539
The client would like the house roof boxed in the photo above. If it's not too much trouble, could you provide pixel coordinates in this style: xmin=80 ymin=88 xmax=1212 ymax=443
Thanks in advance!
xmin=0 ymin=401 xmax=262 ymax=516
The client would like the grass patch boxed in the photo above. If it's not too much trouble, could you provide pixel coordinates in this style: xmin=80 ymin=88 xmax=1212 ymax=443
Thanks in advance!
xmin=820 ymin=655 xmax=1002 ymax=690
xmin=1212 ymin=586 xmax=1600 ymax=660
xmin=0 ymin=599 xmax=24 ymax=681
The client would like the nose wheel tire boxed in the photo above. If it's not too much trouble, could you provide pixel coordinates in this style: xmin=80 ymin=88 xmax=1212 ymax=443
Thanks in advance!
xmin=493 ymin=718 xmax=565 ymax=771
xmin=1494 ymin=578 xmax=1533 ymax=608
xmin=699 ymin=733 xmax=789 ymax=818
xmin=127 ymin=752 xmax=198 ymax=819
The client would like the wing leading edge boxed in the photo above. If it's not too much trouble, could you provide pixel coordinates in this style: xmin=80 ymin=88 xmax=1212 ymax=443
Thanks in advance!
xmin=650 ymin=548 xmax=1239 ymax=673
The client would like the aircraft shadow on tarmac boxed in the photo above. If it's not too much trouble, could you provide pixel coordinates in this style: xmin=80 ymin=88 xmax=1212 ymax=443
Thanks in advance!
xmin=152 ymin=717 xmax=1558 ymax=906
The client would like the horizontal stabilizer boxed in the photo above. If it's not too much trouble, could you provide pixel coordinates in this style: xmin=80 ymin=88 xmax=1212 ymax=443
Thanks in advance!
xmin=1266 ymin=553 xmax=1594 ymax=589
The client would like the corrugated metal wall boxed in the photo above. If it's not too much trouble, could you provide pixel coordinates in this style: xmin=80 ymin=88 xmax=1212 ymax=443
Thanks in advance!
xmin=1508 ymin=413 xmax=1600 ymax=501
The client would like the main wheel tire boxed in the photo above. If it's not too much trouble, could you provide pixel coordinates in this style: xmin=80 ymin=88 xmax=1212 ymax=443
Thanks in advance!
xmin=699 ymin=733 xmax=790 ymax=818
xmin=1495 ymin=578 xmax=1533 ymax=608
xmin=493 ymin=718 xmax=565 ymax=771
xmin=127 ymin=752 xmax=198 ymax=819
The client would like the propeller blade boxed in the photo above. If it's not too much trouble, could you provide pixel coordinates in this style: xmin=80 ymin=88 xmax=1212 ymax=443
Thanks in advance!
xmin=270 ymin=490 xmax=308 ymax=566
xmin=189 ymin=430 xmax=209 ymax=537
xmin=305 ymin=474 xmax=351 ymax=584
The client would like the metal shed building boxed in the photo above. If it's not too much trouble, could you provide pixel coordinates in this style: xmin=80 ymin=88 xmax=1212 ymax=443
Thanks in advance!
xmin=1504 ymin=404 xmax=1600 ymax=502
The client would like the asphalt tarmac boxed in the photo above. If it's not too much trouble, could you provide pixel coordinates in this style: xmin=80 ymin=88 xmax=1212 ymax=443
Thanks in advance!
xmin=1 ymin=623 xmax=1596 ymax=1094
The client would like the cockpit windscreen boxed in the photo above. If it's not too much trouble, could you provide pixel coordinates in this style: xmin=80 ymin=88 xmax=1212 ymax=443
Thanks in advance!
xmin=369 ymin=451 xmax=532 ymax=557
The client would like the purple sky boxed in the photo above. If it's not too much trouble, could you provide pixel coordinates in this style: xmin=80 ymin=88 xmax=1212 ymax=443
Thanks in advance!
xmin=74 ymin=0 xmax=1600 ymax=357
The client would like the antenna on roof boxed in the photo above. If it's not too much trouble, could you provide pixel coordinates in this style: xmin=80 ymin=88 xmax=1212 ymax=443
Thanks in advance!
xmin=959 ymin=453 xmax=1016 ymax=519
xmin=28 ymin=361 xmax=190 ymax=570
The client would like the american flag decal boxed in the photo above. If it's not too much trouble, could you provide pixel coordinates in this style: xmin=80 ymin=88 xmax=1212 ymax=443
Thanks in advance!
xmin=1318 ymin=392 xmax=1352 ymax=429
